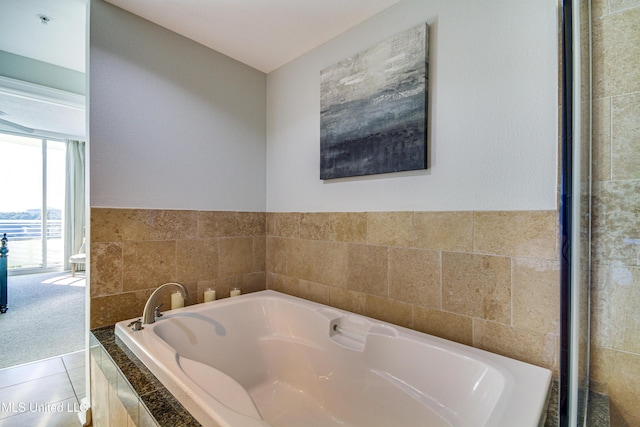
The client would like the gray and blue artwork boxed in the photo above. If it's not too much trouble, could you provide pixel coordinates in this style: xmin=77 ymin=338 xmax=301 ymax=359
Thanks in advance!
xmin=320 ymin=23 xmax=429 ymax=179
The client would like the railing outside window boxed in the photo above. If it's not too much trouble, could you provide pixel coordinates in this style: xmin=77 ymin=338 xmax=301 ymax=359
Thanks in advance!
xmin=0 ymin=220 xmax=63 ymax=269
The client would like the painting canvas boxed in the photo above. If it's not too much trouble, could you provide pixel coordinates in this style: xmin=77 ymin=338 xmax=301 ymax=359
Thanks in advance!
xmin=320 ymin=23 xmax=429 ymax=180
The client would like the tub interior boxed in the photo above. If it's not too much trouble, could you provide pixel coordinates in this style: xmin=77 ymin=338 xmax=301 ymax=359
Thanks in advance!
xmin=152 ymin=297 xmax=507 ymax=427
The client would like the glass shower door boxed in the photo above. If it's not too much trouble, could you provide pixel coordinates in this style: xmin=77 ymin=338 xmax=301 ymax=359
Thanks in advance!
xmin=587 ymin=0 xmax=640 ymax=424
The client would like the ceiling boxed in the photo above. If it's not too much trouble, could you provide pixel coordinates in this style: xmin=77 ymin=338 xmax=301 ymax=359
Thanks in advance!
xmin=0 ymin=0 xmax=87 ymax=137
xmin=0 ymin=0 xmax=402 ymax=74
xmin=103 ymin=0 xmax=401 ymax=73
xmin=0 ymin=0 xmax=400 ymax=138
xmin=0 ymin=0 xmax=87 ymax=72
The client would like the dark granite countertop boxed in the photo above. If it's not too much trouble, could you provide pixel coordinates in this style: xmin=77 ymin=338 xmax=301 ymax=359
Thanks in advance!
xmin=588 ymin=391 xmax=611 ymax=427
xmin=543 ymin=378 xmax=610 ymax=427
xmin=91 ymin=326 xmax=201 ymax=427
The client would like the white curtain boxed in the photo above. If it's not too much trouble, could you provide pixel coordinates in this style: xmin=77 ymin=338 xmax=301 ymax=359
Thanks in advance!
xmin=64 ymin=140 xmax=86 ymax=271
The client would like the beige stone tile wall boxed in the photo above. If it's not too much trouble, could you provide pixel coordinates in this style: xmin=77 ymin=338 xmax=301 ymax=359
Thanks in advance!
xmin=90 ymin=208 xmax=266 ymax=328
xmin=266 ymin=210 xmax=559 ymax=373
xmin=590 ymin=2 xmax=640 ymax=425
xmin=89 ymin=209 xmax=560 ymax=386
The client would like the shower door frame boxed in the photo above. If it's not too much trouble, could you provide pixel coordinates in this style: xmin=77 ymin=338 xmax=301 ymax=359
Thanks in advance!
xmin=559 ymin=0 xmax=591 ymax=426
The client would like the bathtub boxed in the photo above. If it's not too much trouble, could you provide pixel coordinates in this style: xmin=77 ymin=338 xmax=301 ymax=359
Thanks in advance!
xmin=115 ymin=290 xmax=551 ymax=427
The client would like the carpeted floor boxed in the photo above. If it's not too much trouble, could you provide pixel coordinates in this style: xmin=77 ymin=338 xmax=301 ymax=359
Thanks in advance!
xmin=0 ymin=271 xmax=86 ymax=369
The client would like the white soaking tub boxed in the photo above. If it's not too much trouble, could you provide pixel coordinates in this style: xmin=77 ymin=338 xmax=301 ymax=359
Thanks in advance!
xmin=115 ymin=290 xmax=551 ymax=427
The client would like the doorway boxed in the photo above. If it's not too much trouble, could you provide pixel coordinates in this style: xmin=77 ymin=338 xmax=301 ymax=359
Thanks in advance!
xmin=0 ymin=1 xmax=89 ymax=424
xmin=0 ymin=132 xmax=86 ymax=369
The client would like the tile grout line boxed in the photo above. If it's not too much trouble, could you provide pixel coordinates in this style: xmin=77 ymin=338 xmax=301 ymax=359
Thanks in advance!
xmin=0 ymin=360 xmax=67 ymax=390
xmin=0 ymin=355 xmax=80 ymax=422
xmin=61 ymin=356 xmax=82 ymax=402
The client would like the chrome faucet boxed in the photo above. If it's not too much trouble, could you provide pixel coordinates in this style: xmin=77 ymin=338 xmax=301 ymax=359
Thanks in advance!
xmin=142 ymin=282 xmax=189 ymax=325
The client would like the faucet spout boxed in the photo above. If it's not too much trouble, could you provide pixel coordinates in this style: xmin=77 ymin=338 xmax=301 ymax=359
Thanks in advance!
xmin=142 ymin=282 xmax=189 ymax=325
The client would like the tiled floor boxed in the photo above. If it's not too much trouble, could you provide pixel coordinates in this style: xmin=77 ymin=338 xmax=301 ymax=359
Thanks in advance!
xmin=0 ymin=350 xmax=86 ymax=426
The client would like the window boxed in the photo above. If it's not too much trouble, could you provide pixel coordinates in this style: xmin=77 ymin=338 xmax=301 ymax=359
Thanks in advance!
xmin=0 ymin=132 xmax=66 ymax=271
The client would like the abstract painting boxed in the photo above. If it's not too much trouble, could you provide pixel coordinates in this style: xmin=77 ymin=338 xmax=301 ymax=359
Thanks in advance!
xmin=320 ymin=23 xmax=429 ymax=179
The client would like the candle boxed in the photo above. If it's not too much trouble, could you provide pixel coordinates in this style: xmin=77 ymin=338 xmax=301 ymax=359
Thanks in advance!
xmin=204 ymin=288 xmax=216 ymax=302
xmin=230 ymin=288 xmax=241 ymax=297
xmin=171 ymin=291 xmax=184 ymax=309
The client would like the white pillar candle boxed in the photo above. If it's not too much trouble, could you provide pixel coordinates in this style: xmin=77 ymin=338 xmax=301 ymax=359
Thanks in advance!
xmin=230 ymin=288 xmax=241 ymax=297
xmin=204 ymin=288 xmax=216 ymax=302
xmin=171 ymin=291 xmax=184 ymax=309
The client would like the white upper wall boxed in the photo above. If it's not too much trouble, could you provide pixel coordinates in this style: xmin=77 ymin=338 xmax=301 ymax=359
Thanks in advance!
xmin=89 ymin=0 xmax=266 ymax=211
xmin=90 ymin=0 xmax=558 ymax=213
xmin=266 ymin=0 xmax=559 ymax=212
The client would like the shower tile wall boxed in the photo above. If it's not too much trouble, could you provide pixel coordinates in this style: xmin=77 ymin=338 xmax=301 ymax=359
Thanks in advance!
xmin=90 ymin=208 xmax=266 ymax=328
xmin=266 ymin=211 xmax=560 ymax=374
xmin=590 ymin=1 xmax=640 ymax=425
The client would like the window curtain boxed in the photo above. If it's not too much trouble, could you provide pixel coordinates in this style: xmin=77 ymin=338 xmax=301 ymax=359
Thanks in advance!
xmin=64 ymin=140 xmax=86 ymax=271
